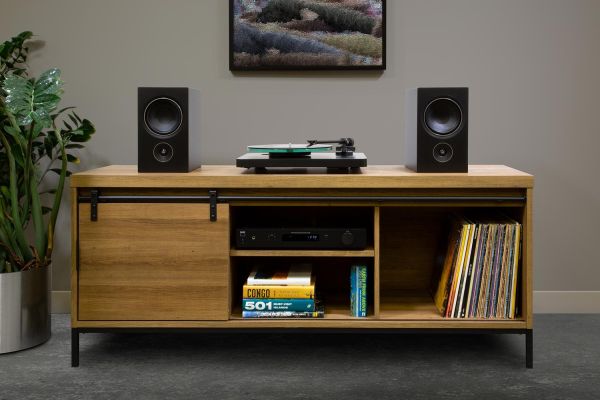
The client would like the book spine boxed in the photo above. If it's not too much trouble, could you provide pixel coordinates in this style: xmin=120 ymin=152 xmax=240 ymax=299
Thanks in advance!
xmin=242 ymin=299 xmax=315 ymax=312
xmin=243 ymin=285 xmax=314 ymax=299
xmin=350 ymin=266 xmax=357 ymax=316
xmin=350 ymin=265 xmax=367 ymax=317
xmin=242 ymin=310 xmax=324 ymax=318
xmin=247 ymin=278 xmax=311 ymax=286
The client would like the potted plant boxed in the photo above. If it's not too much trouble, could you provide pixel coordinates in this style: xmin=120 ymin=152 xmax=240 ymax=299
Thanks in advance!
xmin=0 ymin=31 xmax=95 ymax=353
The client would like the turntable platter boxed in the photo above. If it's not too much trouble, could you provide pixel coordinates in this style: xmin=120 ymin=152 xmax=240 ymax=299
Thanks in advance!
xmin=248 ymin=144 xmax=332 ymax=154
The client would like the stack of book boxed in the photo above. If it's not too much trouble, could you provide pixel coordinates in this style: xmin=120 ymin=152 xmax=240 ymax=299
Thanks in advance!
xmin=434 ymin=214 xmax=522 ymax=319
xmin=242 ymin=264 xmax=324 ymax=318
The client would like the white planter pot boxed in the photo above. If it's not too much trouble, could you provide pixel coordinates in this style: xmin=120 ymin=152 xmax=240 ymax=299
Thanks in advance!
xmin=0 ymin=266 xmax=51 ymax=353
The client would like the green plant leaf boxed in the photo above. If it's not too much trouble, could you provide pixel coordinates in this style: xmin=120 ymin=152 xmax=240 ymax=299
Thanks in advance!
xmin=43 ymin=138 xmax=54 ymax=159
xmin=50 ymin=106 xmax=75 ymax=121
xmin=58 ymin=153 xmax=79 ymax=164
xmin=12 ymin=145 xmax=25 ymax=168
xmin=2 ymin=75 xmax=32 ymax=124
xmin=3 ymin=68 xmax=64 ymax=128
xmin=65 ymin=143 xmax=84 ymax=149
xmin=68 ymin=113 xmax=78 ymax=126
xmin=68 ymin=119 xmax=95 ymax=142
xmin=2 ymin=124 xmax=27 ymax=148
xmin=0 ymin=31 xmax=32 ymax=61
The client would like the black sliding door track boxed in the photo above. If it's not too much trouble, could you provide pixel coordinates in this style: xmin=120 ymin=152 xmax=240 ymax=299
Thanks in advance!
xmin=78 ymin=194 xmax=526 ymax=204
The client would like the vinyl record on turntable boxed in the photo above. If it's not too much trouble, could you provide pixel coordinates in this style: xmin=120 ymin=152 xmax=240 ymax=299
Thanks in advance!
xmin=248 ymin=144 xmax=332 ymax=157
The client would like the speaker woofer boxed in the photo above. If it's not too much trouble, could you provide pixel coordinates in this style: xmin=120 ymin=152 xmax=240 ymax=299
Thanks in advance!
xmin=424 ymin=97 xmax=462 ymax=137
xmin=144 ymin=97 xmax=183 ymax=138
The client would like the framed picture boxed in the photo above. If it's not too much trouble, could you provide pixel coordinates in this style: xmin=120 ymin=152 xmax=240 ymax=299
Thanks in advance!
xmin=229 ymin=0 xmax=386 ymax=71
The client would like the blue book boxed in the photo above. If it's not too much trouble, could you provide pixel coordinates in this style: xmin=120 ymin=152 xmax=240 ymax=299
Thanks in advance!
xmin=350 ymin=265 xmax=367 ymax=317
xmin=242 ymin=298 xmax=315 ymax=312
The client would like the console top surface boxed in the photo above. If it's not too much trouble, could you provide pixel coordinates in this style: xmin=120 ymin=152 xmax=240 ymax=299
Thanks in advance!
xmin=71 ymin=165 xmax=533 ymax=189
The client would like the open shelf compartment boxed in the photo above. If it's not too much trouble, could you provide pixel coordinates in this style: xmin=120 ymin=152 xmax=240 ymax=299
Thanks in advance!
xmin=230 ymin=257 xmax=376 ymax=320
xmin=378 ymin=206 xmax=525 ymax=322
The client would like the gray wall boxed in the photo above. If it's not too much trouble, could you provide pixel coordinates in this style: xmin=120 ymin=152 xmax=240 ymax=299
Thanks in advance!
xmin=2 ymin=0 xmax=599 ymax=295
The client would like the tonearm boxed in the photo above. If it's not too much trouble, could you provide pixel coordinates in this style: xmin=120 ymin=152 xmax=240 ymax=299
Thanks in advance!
xmin=307 ymin=138 xmax=355 ymax=156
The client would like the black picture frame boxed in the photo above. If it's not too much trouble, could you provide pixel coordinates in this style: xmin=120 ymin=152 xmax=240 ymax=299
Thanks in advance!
xmin=229 ymin=0 xmax=386 ymax=71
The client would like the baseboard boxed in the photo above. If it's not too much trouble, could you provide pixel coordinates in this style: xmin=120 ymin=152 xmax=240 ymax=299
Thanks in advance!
xmin=533 ymin=291 xmax=600 ymax=313
xmin=51 ymin=291 xmax=71 ymax=314
xmin=50 ymin=291 xmax=600 ymax=314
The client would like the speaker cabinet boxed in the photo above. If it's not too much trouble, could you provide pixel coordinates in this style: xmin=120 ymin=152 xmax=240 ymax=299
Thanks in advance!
xmin=405 ymin=87 xmax=468 ymax=173
xmin=138 ymin=87 xmax=201 ymax=172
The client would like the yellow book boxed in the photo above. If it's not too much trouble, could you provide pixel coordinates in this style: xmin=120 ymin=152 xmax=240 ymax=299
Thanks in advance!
xmin=243 ymin=281 xmax=315 ymax=299
xmin=453 ymin=222 xmax=476 ymax=318
xmin=447 ymin=221 xmax=471 ymax=318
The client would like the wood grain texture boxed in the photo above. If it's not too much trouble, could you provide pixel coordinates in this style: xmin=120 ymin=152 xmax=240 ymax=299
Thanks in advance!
xmin=524 ymin=188 xmax=533 ymax=328
xmin=73 ymin=319 xmax=527 ymax=329
xmin=379 ymin=208 xmax=448 ymax=293
xmin=72 ymin=167 xmax=533 ymax=330
xmin=374 ymin=207 xmax=381 ymax=317
xmin=229 ymin=248 xmax=375 ymax=257
xmin=77 ymin=203 xmax=229 ymax=321
xmin=70 ymin=188 xmax=79 ymax=327
xmin=71 ymin=165 xmax=533 ymax=189
xmin=379 ymin=291 xmax=526 ymax=322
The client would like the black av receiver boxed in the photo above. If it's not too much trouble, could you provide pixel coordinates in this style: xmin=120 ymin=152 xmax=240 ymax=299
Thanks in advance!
xmin=235 ymin=228 xmax=368 ymax=250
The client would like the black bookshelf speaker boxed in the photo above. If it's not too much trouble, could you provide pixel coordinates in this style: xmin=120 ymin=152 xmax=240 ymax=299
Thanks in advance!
xmin=138 ymin=87 xmax=201 ymax=172
xmin=405 ymin=87 xmax=468 ymax=173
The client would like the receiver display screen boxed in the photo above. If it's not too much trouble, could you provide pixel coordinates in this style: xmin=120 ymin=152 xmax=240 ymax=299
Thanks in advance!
xmin=282 ymin=233 xmax=319 ymax=242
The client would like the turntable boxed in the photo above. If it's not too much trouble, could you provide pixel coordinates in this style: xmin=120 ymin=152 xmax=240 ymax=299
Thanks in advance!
xmin=236 ymin=138 xmax=367 ymax=172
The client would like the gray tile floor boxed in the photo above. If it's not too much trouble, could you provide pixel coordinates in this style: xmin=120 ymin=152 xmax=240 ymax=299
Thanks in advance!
xmin=1 ymin=314 xmax=598 ymax=400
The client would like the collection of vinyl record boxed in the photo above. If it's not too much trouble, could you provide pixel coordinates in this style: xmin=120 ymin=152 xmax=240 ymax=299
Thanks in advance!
xmin=434 ymin=214 xmax=522 ymax=319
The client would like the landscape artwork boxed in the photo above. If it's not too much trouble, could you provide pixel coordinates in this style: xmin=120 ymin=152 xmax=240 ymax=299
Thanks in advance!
xmin=230 ymin=0 xmax=385 ymax=70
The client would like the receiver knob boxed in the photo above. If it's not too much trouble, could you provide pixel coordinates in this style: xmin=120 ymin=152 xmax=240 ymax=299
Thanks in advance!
xmin=341 ymin=230 xmax=354 ymax=246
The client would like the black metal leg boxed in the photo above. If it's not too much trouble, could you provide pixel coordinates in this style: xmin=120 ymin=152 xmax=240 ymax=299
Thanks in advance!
xmin=72 ymin=328 xmax=80 ymax=367
xmin=526 ymin=329 xmax=533 ymax=368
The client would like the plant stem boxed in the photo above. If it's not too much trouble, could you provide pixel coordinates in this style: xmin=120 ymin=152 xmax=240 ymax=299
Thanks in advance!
xmin=0 ymin=200 xmax=24 ymax=261
xmin=47 ymin=130 xmax=67 ymax=262
xmin=38 ymin=152 xmax=58 ymax=184
xmin=30 ymin=171 xmax=45 ymax=261
xmin=0 ymin=130 xmax=32 ymax=261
